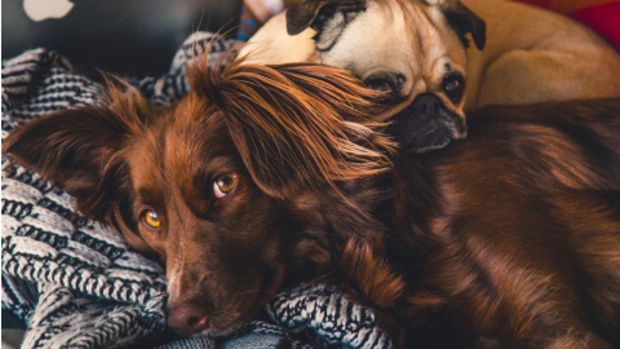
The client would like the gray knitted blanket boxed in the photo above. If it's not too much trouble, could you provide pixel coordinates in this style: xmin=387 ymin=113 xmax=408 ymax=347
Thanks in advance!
xmin=1 ymin=32 xmax=394 ymax=349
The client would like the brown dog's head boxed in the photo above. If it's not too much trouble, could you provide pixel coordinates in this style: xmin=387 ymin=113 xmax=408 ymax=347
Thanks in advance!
xmin=242 ymin=0 xmax=487 ymax=153
xmin=3 ymin=59 xmax=392 ymax=336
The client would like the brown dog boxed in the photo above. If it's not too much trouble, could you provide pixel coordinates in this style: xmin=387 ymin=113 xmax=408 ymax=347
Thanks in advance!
xmin=2 ymin=60 xmax=393 ymax=337
xmin=4 ymin=59 xmax=620 ymax=347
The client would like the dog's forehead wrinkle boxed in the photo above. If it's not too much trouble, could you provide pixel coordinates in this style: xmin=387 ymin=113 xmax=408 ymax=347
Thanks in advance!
xmin=413 ymin=5 xmax=452 ymax=66
xmin=325 ymin=0 xmax=417 ymax=81
xmin=332 ymin=0 xmax=466 ymax=99
xmin=327 ymin=0 xmax=467 ymax=96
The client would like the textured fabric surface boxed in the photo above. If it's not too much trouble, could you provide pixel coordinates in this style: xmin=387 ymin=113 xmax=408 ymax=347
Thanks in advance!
xmin=1 ymin=32 xmax=394 ymax=349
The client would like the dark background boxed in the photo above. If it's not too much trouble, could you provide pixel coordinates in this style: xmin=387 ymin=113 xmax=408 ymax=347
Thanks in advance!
xmin=3 ymin=0 xmax=243 ymax=76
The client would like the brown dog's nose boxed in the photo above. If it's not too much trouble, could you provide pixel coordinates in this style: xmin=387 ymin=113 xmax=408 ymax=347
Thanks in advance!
xmin=167 ymin=301 xmax=209 ymax=335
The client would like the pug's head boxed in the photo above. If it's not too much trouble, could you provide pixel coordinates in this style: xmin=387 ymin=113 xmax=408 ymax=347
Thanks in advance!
xmin=242 ymin=0 xmax=486 ymax=153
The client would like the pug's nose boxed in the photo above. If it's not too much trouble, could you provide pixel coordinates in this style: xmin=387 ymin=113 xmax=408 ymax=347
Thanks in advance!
xmin=412 ymin=93 xmax=442 ymax=117
xmin=167 ymin=301 xmax=209 ymax=335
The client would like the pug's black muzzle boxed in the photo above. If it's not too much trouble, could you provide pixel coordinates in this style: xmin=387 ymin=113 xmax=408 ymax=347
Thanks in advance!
xmin=387 ymin=93 xmax=467 ymax=154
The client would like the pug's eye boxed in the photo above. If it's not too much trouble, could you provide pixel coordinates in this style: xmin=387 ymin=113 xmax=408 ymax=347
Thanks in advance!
xmin=143 ymin=210 xmax=161 ymax=228
xmin=441 ymin=74 xmax=465 ymax=103
xmin=365 ymin=78 xmax=394 ymax=93
xmin=214 ymin=173 xmax=238 ymax=198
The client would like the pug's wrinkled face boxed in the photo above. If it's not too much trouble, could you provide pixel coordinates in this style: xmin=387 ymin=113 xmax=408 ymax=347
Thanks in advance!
xmin=257 ymin=0 xmax=486 ymax=152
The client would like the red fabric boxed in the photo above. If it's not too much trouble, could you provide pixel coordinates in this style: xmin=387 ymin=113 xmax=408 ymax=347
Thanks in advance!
xmin=510 ymin=0 xmax=617 ymax=14
xmin=573 ymin=2 xmax=620 ymax=49
xmin=511 ymin=0 xmax=620 ymax=49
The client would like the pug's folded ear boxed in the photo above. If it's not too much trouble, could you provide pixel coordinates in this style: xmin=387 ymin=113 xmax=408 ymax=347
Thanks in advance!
xmin=286 ymin=0 xmax=367 ymax=51
xmin=439 ymin=0 xmax=486 ymax=50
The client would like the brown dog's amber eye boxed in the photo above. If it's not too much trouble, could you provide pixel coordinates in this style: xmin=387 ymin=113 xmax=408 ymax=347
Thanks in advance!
xmin=213 ymin=173 xmax=238 ymax=198
xmin=144 ymin=210 xmax=161 ymax=228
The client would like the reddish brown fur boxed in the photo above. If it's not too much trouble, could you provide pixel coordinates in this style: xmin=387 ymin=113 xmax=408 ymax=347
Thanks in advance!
xmin=374 ymin=100 xmax=620 ymax=348
xmin=4 ymin=56 xmax=620 ymax=348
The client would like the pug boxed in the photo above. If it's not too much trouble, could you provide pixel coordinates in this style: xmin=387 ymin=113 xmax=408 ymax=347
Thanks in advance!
xmin=238 ymin=0 xmax=620 ymax=152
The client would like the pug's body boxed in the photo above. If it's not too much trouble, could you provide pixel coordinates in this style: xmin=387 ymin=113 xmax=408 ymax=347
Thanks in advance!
xmin=240 ymin=0 xmax=620 ymax=152
xmin=462 ymin=0 xmax=620 ymax=108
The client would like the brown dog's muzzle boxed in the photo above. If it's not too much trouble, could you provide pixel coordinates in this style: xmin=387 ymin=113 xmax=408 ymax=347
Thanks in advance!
xmin=167 ymin=299 xmax=209 ymax=336
xmin=165 ymin=264 xmax=211 ymax=336
xmin=163 ymin=243 xmax=282 ymax=336
xmin=387 ymin=93 xmax=467 ymax=153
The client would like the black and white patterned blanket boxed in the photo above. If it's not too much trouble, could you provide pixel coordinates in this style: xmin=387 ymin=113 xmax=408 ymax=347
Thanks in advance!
xmin=1 ymin=32 xmax=394 ymax=349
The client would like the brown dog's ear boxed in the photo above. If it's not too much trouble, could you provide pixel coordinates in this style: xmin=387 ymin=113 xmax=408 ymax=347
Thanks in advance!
xmin=188 ymin=59 xmax=392 ymax=200
xmin=440 ymin=1 xmax=486 ymax=50
xmin=286 ymin=0 xmax=366 ymax=51
xmin=3 ymin=83 xmax=146 ymax=221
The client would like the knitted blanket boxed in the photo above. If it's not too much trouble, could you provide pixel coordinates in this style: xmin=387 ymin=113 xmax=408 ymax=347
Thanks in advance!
xmin=1 ymin=32 xmax=394 ymax=349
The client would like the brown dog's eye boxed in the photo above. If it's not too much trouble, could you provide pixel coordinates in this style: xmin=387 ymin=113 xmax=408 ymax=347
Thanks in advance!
xmin=441 ymin=74 xmax=465 ymax=103
xmin=143 ymin=210 xmax=161 ymax=228
xmin=214 ymin=173 xmax=238 ymax=198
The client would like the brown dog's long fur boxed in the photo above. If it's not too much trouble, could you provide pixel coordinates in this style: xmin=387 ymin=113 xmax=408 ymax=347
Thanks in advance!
xmin=4 ymin=57 xmax=620 ymax=347
xmin=375 ymin=101 xmax=620 ymax=348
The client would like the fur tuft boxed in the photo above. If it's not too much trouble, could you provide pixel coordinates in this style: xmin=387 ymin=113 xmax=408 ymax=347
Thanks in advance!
xmin=187 ymin=54 xmax=395 ymax=198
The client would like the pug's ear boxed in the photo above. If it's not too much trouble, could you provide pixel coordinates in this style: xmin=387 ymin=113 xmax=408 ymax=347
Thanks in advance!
xmin=440 ymin=1 xmax=486 ymax=50
xmin=286 ymin=0 xmax=366 ymax=51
